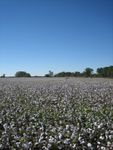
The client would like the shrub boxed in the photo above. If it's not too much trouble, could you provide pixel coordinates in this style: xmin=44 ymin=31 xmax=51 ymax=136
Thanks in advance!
xmin=15 ymin=71 xmax=31 ymax=77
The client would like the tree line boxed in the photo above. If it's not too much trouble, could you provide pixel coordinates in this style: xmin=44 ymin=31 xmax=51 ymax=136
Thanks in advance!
xmin=1 ymin=66 xmax=113 ymax=78
xmin=54 ymin=66 xmax=113 ymax=78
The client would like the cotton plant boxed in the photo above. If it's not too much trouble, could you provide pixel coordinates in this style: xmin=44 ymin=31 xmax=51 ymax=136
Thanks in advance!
xmin=0 ymin=78 xmax=113 ymax=149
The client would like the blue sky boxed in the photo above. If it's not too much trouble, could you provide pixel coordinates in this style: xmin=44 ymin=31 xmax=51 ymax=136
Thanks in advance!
xmin=0 ymin=0 xmax=113 ymax=76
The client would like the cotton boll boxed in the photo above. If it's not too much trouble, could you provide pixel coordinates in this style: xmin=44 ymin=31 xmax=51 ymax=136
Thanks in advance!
xmin=87 ymin=143 xmax=92 ymax=147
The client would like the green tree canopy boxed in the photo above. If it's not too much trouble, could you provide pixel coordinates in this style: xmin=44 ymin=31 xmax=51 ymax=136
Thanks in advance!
xmin=97 ymin=66 xmax=113 ymax=77
xmin=15 ymin=71 xmax=31 ymax=77
xmin=83 ymin=68 xmax=93 ymax=77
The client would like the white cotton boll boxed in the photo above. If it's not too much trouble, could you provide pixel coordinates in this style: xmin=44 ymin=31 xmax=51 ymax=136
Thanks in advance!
xmin=87 ymin=128 xmax=92 ymax=132
xmin=98 ymin=123 xmax=103 ymax=129
xmin=58 ymin=133 xmax=62 ymax=139
xmin=87 ymin=143 xmax=92 ymax=147
xmin=14 ymin=135 xmax=19 ymax=140
xmin=39 ymin=136 xmax=44 ymax=143
xmin=64 ymin=138 xmax=70 ymax=144
xmin=63 ymin=107 xmax=66 ymax=111
xmin=58 ymin=126 xmax=63 ymax=131
xmin=32 ymin=125 xmax=35 ymax=129
xmin=22 ymin=143 xmax=29 ymax=149
xmin=28 ymin=142 xmax=32 ymax=147
xmin=40 ymin=126 xmax=44 ymax=131
xmin=42 ymin=146 xmax=49 ymax=150
xmin=23 ymin=133 xmax=27 ymax=137
xmin=26 ymin=127 xmax=31 ymax=132
xmin=10 ymin=123 xmax=15 ymax=128
xmin=101 ymin=146 xmax=106 ymax=150
xmin=3 ymin=123 xmax=7 ymax=130
xmin=49 ymin=136 xmax=54 ymax=143
xmin=47 ymin=143 xmax=52 ymax=148
xmin=107 ymin=141 xmax=111 ymax=147
xmin=0 ymin=144 xmax=2 ymax=149
xmin=72 ymin=144 xmax=76 ymax=148
xmin=94 ymin=122 xmax=97 ymax=126
xmin=34 ymin=142 xmax=38 ymax=146
xmin=81 ymin=140 xmax=85 ymax=144
xmin=16 ymin=142 xmax=20 ymax=148
xmin=97 ymin=141 xmax=100 ymax=145
xmin=109 ymin=135 xmax=112 ymax=139
xmin=97 ymin=145 xmax=100 ymax=149
xmin=99 ymin=136 xmax=104 ymax=140
xmin=71 ymin=132 xmax=75 ymax=139
xmin=78 ymin=136 xmax=81 ymax=141
xmin=66 ymin=125 xmax=69 ymax=130
xmin=51 ymin=127 xmax=56 ymax=132
xmin=59 ymin=120 xmax=62 ymax=124
xmin=110 ymin=130 xmax=113 ymax=134
xmin=40 ymin=132 xmax=44 ymax=137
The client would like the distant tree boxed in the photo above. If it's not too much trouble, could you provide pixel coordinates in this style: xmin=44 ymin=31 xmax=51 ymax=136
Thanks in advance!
xmin=49 ymin=70 xmax=54 ymax=77
xmin=97 ymin=66 xmax=113 ymax=78
xmin=74 ymin=71 xmax=81 ymax=77
xmin=83 ymin=68 xmax=93 ymax=77
xmin=65 ymin=72 xmax=73 ymax=77
xmin=55 ymin=72 xmax=75 ymax=77
xmin=45 ymin=74 xmax=50 ymax=77
xmin=97 ymin=67 xmax=103 ymax=77
xmin=55 ymin=72 xmax=66 ymax=77
xmin=92 ymin=73 xmax=98 ymax=77
xmin=15 ymin=71 xmax=31 ymax=77
xmin=1 ymin=74 xmax=5 ymax=78
xmin=107 ymin=66 xmax=113 ymax=77
xmin=45 ymin=71 xmax=54 ymax=77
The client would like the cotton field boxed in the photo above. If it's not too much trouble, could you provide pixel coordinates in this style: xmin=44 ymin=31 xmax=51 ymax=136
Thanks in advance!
xmin=0 ymin=77 xmax=113 ymax=150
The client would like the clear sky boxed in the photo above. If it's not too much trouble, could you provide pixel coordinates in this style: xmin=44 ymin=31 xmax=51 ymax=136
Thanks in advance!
xmin=0 ymin=0 xmax=113 ymax=76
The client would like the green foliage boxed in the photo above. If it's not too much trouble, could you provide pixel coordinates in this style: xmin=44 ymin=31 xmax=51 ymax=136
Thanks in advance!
xmin=74 ymin=71 xmax=81 ymax=77
xmin=55 ymin=72 xmax=76 ymax=77
xmin=54 ymin=66 xmax=113 ymax=78
xmin=1 ymin=74 xmax=5 ymax=78
xmin=15 ymin=71 xmax=31 ymax=77
xmin=45 ymin=74 xmax=50 ymax=77
xmin=83 ymin=68 xmax=93 ymax=77
xmin=1 ymin=65 xmax=113 ymax=78
xmin=45 ymin=70 xmax=54 ymax=77
xmin=49 ymin=70 xmax=54 ymax=77
xmin=97 ymin=66 xmax=113 ymax=77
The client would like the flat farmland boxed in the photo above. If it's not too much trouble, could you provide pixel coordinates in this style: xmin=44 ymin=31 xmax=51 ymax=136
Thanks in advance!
xmin=0 ymin=78 xmax=113 ymax=150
